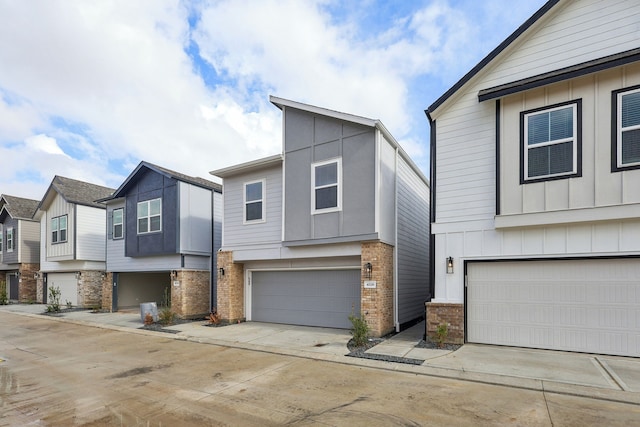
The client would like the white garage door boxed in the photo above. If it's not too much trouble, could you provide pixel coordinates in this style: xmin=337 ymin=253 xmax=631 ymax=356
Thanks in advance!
xmin=251 ymin=270 xmax=361 ymax=329
xmin=47 ymin=273 xmax=78 ymax=307
xmin=467 ymin=259 xmax=640 ymax=357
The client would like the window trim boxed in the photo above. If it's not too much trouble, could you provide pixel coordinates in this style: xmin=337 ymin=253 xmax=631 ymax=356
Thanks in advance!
xmin=51 ymin=215 xmax=68 ymax=244
xmin=6 ymin=227 xmax=13 ymax=252
xmin=137 ymin=198 xmax=162 ymax=235
xmin=311 ymin=158 xmax=342 ymax=214
xmin=243 ymin=179 xmax=266 ymax=224
xmin=0 ymin=224 xmax=3 ymax=254
xmin=612 ymin=84 xmax=640 ymax=172
xmin=520 ymin=99 xmax=582 ymax=184
xmin=112 ymin=208 xmax=124 ymax=239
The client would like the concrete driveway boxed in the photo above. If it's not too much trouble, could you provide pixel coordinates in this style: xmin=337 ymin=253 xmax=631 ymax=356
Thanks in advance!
xmin=2 ymin=304 xmax=640 ymax=404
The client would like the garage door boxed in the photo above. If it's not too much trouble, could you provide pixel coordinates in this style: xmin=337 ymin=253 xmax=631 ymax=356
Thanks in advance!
xmin=467 ymin=259 xmax=640 ymax=357
xmin=47 ymin=273 xmax=78 ymax=306
xmin=117 ymin=272 xmax=170 ymax=309
xmin=251 ymin=270 xmax=361 ymax=329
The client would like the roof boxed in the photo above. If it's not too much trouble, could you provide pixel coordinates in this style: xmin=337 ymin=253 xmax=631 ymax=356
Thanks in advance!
xmin=38 ymin=176 xmax=115 ymax=211
xmin=210 ymin=154 xmax=283 ymax=178
xmin=425 ymin=0 xmax=560 ymax=119
xmin=103 ymin=161 xmax=222 ymax=201
xmin=0 ymin=195 xmax=39 ymax=221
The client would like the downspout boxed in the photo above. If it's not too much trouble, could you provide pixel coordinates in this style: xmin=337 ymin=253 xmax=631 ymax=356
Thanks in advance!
xmin=394 ymin=145 xmax=399 ymax=332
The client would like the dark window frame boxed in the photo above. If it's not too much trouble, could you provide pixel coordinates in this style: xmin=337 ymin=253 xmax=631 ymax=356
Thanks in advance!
xmin=611 ymin=84 xmax=640 ymax=172
xmin=112 ymin=208 xmax=124 ymax=240
xmin=51 ymin=215 xmax=68 ymax=244
xmin=243 ymin=179 xmax=265 ymax=224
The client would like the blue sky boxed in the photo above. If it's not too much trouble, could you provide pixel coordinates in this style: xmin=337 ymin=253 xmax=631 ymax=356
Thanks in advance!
xmin=0 ymin=0 xmax=547 ymax=200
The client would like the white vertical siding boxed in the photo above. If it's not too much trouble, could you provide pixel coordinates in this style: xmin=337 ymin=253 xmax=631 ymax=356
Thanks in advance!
xmin=75 ymin=205 xmax=107 ymax=261
xmin=378 ymin=134 xmax=396 ymax=244
xmin=222 ymin=164 xmax=282 ymax=249
xmin=45 ymin=193 xmax=74 ymax=260
xmin=18 ymin=220 xmax=40 ymax=263
xmin=178 ymin=182 xmax=212 ymax=254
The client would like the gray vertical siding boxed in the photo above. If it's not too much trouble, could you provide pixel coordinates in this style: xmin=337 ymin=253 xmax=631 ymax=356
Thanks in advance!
xmin=1 ymin=218 xmax=18 ymax=264
xmin=178 ymin=181 xmax=212 ymax=255
xmin=19 ymin=220 xmax=41 ymax=264
xmin=396 ymin=156 xmax=431 ymax=325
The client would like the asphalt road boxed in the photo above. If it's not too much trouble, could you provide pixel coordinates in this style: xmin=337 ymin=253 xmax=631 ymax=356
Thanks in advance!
xmin=1 ymin=311 xmax=639 ymax=426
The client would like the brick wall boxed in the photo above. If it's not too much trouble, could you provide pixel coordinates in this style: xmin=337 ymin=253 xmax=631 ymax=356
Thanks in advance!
xmin=172 ymin=270 xmax=210 ymax=319
xmin=361 ymin=242 xmax=395 ymax=337
xmin=216 ymin=251 xmax=245 ymax=323
xmin=101 ymin=272 xmax=113 ymax=311
xmin=18 ymin=263 xmax=38 ymax=302
xmin=77 ymin=270 xmax=104 ymax=308
xmin=426 ymin=302 xmax=464 ymax=344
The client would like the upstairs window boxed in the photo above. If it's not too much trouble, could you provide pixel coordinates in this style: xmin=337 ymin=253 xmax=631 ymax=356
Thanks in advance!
xmin=521 ymin=100 xmax=581 ymax=183
xmin=312 ymin=159 xmax=342 ymax=213
xmin=51 ymin=215 xmax=67 ymax=244
xmin=112 ymin=208 xmax=124 ymax=239
xmin=137 ymin=198 xmax=161 ymax=234
xmin=244 ymin=180 xmax=265 ymax=223
xmin=613 ymin=86 xmax=640 ymax=171
xmin=6 ymin=227 xmax=13 ymax=252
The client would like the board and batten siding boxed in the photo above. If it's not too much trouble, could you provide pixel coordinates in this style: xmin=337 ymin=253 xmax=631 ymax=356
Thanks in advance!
xmin=18 ymin=220 xmax=40 ymax=264
xmin=43 ymin=193 xmax=74 ymax=261
xmin=396 ymin=156 xmax=430 ymax=324
xmin=221 ymin=164 xmax=282 ymax=249
xmin=481 ymin=0 xmax=640 ymax=91
xmin=178 ymin=181 xmax=212 ymax=255
xmin=377 ymin=133 xmax=396 ymax=245
xmin=75 ymin=205 xmax=107 ymax=262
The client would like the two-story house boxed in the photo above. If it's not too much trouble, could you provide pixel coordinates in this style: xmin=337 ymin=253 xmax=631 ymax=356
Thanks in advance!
xmin=426 ymin=0 xmax=640 ymax=357
xmin=34 ymin=176 xmax=114 ymax=308
xmin=0 ymin=195 xmax=40 ymax=302
xmin=99 ymin=161 xmax=222 ymax=319
xmin=212 ymin=96 xmax=430 ymax=337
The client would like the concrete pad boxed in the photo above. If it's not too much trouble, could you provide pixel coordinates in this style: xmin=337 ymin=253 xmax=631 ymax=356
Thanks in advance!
xmin=365 ymin=344 xmax=411 ymax=358
xmin=405 ymin=347 xmax=451 ymax=360
xmin=599 ymin=357 xmax=640 ymax=392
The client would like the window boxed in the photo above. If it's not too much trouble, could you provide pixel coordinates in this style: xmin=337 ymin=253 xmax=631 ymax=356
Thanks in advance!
xmin=113 ymin=208 xmax=124 ymax=239
xmin=137 ymin=198 xmax=161 ymax=234
xmin=612 ymin=86 xmax=640 ymax=171
xmin=244 ymin=180 xmax=265 ymax=223
xmin=312 ymin=158 xmax=341 ymax=213
xmin=6 ymin=227 xmax=13 ymax=252
xmin=51 ymin=215 xmax=67 ymax=243
xmin=521 ymin=100 xmax=581 ymax=183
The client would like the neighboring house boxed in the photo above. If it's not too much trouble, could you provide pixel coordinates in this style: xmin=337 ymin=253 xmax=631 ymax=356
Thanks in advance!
xmin=0 ymin=195 xmax=40 ymax=302
xmin=211 ymin=96 xmax=430 ymax=337
xmin=99 ymin=161 xmax=222 ymax=319
xmin=425 ymin=0 xmax=640 ymax=357
xmin=34 ymin=176 xmax=114 ymax=308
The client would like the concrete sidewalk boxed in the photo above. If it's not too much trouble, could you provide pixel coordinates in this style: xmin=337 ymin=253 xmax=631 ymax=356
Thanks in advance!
xmin=2 ymin=304 xmax=640 ymax=405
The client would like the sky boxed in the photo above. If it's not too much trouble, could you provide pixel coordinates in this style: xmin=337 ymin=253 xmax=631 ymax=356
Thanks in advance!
xmin=0 ymin=0 xmax=547 ymax=200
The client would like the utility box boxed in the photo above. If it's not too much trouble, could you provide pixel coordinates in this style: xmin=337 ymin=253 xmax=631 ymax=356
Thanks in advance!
xmin=140 ymin=302 xmax=158 ymax=323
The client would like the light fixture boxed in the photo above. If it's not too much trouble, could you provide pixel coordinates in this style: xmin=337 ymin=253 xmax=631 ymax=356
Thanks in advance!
xmin=100 ymin=272 xmax=106 ymax=280
xmin=218 ymin=267 xmax=225 ymax=278
xmin=170 ymin=270 xmax=177 ymax=279
xmin=34 ymin=272 xmax=39 ymax=280
xmin=75 ymin=271 xmax=81 ymax=279
xmin=446 ymin=257 xmax=454 ymax=274
xmin=363 ymin=262 xmax=372 ymax=280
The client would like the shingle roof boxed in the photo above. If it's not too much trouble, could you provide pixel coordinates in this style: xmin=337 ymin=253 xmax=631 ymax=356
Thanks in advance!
xmin=49 ymin=176 xmax=115 ymax=208
xmin=0 ymin=195 xmax=39 ymax=220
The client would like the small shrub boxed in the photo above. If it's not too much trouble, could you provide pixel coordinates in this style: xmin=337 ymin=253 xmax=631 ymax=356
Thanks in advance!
xmin=143 ymin=312 xmax=154 ymax=325
xmin=158 ymin=307 xmax=176 ymax=326
xmin=207 ymin=308 xmax=220 ymax=324
xmin=348 ymin=313 xmax=369 ymax=347
xmin=65 ymin=300 xmax=73 ymax=309
xmin=0 ymin=283 xmax=7 ymax=305
xmin=435 ymin=323 xmax=449 ymax=348
xmin=46 ymin=286 xmax=62 ymax=313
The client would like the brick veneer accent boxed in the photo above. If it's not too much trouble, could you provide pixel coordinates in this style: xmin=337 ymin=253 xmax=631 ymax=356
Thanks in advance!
xmin=171 ymin=270 xmax=210 ymax=319
xmin=361 ymin=242 xmax=394 ymax=338
xmin=101 ymin=272 xmax=113 ymax=311
xmin=18 ymin=263 xmax=39 ymax=302
xmin=77 ymin=270 xmax=104 ymax=308
xmin=426 ymin=302 xmax=464 ymax=344
xmin=216 ymin=251 xmax=245 ymax=323
xmin=36 ymin=274 xmax=44 ymax=303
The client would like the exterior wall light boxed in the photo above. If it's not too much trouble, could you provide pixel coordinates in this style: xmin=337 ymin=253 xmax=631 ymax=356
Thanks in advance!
xmin=218 ymin=267 xmax=225 ymax=278
xmin=170 ymin=270 xmax=177 ymax=279
xmin=363 ymin=262 xmax=372 ymax=280
xmin=75 ymin=271 xmax=81 ymax=279
xmin=446 ymin=257 xmax=454 ymax=274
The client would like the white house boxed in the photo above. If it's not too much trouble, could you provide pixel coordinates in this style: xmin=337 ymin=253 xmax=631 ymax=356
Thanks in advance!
xmin=426 ymin=0 xmax=640 ymax=357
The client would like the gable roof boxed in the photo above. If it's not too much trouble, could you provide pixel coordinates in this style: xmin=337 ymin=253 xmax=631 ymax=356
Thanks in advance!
xmin=0 ymin=195 xmax=39 ymax=221
xmin=425 ymin=0 xmax=560 ymax=119
xmin=103 ymin=161 xmax=222 ymax=201
xmin=38 ymin=176 xmax=115 ymax=211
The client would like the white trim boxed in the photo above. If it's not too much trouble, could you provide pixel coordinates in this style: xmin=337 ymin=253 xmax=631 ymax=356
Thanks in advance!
xmin=311 ymin=158 xmax=342 ymax=214
xmin=6 ymin=227 xmax=13 ymax=253
xmin=243 ymin=179 xmax=266 ymax=224
xmin=112 ymin=208 xmax=124 ymax=239
xmin=136 ymin=198 xmax=162 ymax=234
xmin=495 ymin=202 xmax=640 ymax=228
xmin=617 ymin=87 xmax=640 ymax=168
xmin=393 ymin=145 xmax=399 ymax=332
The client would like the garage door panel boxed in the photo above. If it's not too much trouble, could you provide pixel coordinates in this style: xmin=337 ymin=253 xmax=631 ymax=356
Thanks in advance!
xmin=468 ymin=259 xmax=640 ymax=357
xmin=252 ymin=270 xmax=360 ymax=329
xmin=47 ymin=273 xmax=78 ymax=306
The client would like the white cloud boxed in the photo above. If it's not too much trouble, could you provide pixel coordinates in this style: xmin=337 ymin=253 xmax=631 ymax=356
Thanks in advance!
xmin=24 ymin=134 xmax=68 ymax=156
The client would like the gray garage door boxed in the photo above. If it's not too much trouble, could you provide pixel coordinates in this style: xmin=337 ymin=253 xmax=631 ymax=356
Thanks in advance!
xmin=252 ymin=270 xmax=361 ymax=329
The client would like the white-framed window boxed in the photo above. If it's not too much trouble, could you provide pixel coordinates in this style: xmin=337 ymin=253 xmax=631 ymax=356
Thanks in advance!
xmin=312 ymin=158 xmax=342 ymax=213
xmin=113 ymin=208 xmax=124 ymax=239
xmin=243 ymin=179 xmax=265 ymax=223
xmin=51 ymin=215 xmax=67 ymax=244
xmin=6 ymin=227 xmax=13 ymax=252
xmin=521 ymin=100 xmax=581 ymax=183
xmin=613 ymin=86 xmax=640 ymax=171
xmin=137 ymin=198 xmax=161 ymax=234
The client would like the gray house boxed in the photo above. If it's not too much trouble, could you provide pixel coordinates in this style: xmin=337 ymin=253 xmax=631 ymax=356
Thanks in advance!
xmin=100 ymin=161 xmax=222 ymax=319
xmin=211 ymin=96 xmax=430 ymax=337
xmin=0 ymin=195 xmax=40 ymax=302
xmin=34 ymin=176 xmax=115 ymax=307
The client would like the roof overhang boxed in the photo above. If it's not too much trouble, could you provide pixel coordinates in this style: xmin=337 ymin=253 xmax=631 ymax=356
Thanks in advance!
xmin=210 ymin=154 xmax=283 ymax=178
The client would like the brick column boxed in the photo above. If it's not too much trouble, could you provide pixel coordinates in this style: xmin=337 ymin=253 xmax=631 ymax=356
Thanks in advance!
xmin=216 ymin=251 xmax=245 ymax=323
xmin=361 ymin=242 xmax=394 ymax=338
xmin=77 ymin=270 xmax=104 ymax=308
xmin=171 ymin=270 xmax=210 ymax=319
xmin=102 ymin=272 xmax=113 ymax=311
xmin=426 ymin=302 xmax=464 ymax=344
xmin=18 ymin=263 xmax=39 ymax=303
